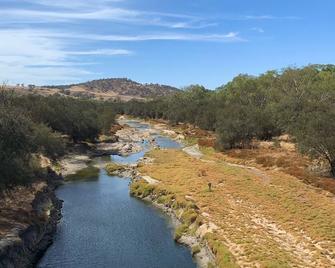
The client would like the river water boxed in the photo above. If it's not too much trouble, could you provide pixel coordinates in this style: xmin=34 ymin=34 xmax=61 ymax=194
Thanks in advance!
xmin=37 ymin=120 xmax=195 ymax=268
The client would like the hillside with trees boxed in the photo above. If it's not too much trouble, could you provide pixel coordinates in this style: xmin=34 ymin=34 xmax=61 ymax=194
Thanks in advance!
xmin=43 ymin=78 xmax=179 ymax=100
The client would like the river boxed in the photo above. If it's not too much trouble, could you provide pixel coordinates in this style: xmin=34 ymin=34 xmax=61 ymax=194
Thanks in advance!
xmin=37 ymin=120 xmax=196 ymax=268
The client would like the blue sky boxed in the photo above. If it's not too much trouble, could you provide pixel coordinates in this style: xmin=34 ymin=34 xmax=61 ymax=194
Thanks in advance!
xmin=0 ymin=0 xmax=334 ymax=89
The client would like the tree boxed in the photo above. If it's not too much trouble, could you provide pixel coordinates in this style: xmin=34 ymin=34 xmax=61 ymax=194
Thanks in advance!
xmin=216 ymin=74 xmax=279 ymax=148
xmin=284 ymin=66 xmax=335 ymax=176
xmin=0 ymin=105 xmax=35 ymax=188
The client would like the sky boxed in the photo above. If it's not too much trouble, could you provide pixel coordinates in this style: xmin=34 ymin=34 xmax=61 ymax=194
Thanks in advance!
xmin=0 ymin=0 xmax=334 ymax=89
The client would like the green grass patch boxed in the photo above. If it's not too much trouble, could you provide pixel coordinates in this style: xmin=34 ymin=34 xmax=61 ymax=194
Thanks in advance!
xmin=191 ymin=245 xmax=201 ymax=256
xmin=105 ymin=162 xmax=125 ymax=175
xmin=206 ymin=233 xmax=238 ymax=268
xmin=174 ymin=224 xmax=189 ymax=241
xmin=157 ymin=194 xmax=175 ymax=206
xmin=130 ymin=180 xmax=155 ymax=198
xmin=181 ymin=209 xmax=198 ymax=225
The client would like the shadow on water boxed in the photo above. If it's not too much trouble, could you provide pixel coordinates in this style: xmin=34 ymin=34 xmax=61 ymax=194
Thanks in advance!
xmin=65 ymin=166 xmax=100 ymax=182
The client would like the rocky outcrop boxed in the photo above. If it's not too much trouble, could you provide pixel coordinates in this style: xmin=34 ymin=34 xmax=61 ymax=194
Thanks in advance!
xmin=0 ymin=172 xmax=63 ymax=268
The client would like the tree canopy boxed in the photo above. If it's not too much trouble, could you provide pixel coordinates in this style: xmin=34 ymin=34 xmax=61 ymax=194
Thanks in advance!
xmin=117 ymin=65 xmax=335 ymax=176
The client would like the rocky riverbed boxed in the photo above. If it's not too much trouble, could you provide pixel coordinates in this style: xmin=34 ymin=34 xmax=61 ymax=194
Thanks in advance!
xmin=59 ymin=119 xmax=148 ymax=177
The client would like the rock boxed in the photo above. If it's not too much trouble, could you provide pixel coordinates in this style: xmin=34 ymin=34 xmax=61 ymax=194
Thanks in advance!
xmin=176 ymin=134 xmax=185 ymax=140
xmin=0 ymin=172 xmax=63 ymax=268
xmin=59 ymin=154 xmax=91 ymax=176
xmin=201 ymin=212 xmax=210 ymax=218
xmin=196 ymin=222 xmax=219 ymax=239
xmin=163 ymin=129 xmax=177 ymax=136
xmin=142 ymin=175 xmax=159 ymax=185
xmin=183 ymin=144 xmax=203 ymax=159
xmin=185 ymin=195 xmax=195 ymax=202
xmin=99 ymin=135 xmax=118 ymax=143
xmin=179 ymin=235 xmax=198 ymax=246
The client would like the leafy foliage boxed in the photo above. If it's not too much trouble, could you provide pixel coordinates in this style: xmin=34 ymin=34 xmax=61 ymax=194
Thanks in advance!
xmin=0 ymin=91 xmax=116 ymax=188
xmin=118 ymin=65 xmax=335 ymax=176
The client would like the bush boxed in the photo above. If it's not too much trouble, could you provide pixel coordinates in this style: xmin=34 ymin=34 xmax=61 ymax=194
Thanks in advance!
xmin=191 ymin=245 xmax=201 ymax=256
xmin=0 ymin=104 xmax=35 ymax=188
xmin=174 ymin=224 xmax=189 ymax=241
xmin=32 ymin=124 xmax=65 ymax=159
xmin=0 ymin=90 xmax=117 ymax=189
xmin=105 ymin=162 xmax=125 ymax=175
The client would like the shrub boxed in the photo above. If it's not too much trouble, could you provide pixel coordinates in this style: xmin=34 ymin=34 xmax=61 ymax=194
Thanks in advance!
xmin=105 ymin=163 xmax=125 ymax=175
xmin=174 ymin=224 xmax=189 ymax=241
xmin=191 ymin=245 xmax=201 ymax=255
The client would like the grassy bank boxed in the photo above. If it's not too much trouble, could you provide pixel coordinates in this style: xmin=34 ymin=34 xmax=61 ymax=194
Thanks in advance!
xmin=134 ymin=148 xmax=335 ymax=268
xmin=130 ymin=177 xmax=236 ymax=268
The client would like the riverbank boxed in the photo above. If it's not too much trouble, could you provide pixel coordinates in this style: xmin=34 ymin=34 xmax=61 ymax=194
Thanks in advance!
xmin=0 ymin=117 xmax=195 ymax=268
xmin=37 ymin=117 xmax=197 ymax=268
xmin=0 ymin=170 xmax=63 ymax=268
xmin=134 ymin=147 xmax=335 ymax=268
xmin=130 ymin=177 xmax=217 ymax=268
xmin=0 ymin=121 xmax=143 ymax=267
xmin=102 ymin=118 xmax=216 ymax=267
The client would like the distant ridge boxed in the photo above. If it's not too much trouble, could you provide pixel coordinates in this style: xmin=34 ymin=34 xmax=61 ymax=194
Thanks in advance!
xmin=44 ymin=78 xmax=180 ymax=100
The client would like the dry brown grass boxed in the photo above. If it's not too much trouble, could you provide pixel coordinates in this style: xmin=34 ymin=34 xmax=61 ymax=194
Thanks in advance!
xmin=0 ymin=182 xmax=47 ymax=236
xmin=226 ymin=148 xmax=335 ymax=194
xmin=139 ymin=149 xmax=335 ymax=268
xmin=144 ymin=118 xmax=335 ymax=195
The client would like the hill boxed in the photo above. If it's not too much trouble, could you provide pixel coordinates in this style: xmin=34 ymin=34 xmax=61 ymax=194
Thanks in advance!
xmin=43 ymin=78 xmax=179 ymax=100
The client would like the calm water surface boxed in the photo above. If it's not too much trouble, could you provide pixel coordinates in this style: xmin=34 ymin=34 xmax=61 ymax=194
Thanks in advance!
xmin=37 ymin=121 xmax=194 ymax=268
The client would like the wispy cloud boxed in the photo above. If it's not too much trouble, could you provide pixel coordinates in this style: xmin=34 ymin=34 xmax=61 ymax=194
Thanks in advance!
xmin=0 ymin=5 xmax=214 ymax=29
xmin=251 ymin=27 xmax=264 ymax=33
xmin=0 ymin=8 xmax=140 ymax=23
xmin=0 ymin=29 xmax=131 ymax=84
xmin=1 ymin=0 xmax=286 ymax=85
xmin=21 ymin=0 xmax=124 ymax=9
xmin=16 ymin=29 xmax=245 ymax=42
xmin=243 ymin=15 xmax=301 ymax=20
xmin=0 ymin=26 xmax=244 ymax=84
xmin=66 ymin=49 xmax=133 ymax=56
xmin=81 ymin=32 xmax=244 ymax=42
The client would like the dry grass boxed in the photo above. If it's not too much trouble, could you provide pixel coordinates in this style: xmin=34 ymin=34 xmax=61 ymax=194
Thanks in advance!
xmin=139 ymin=149 xmax=335 ymax=268
xmin=0 ymin=182 xmax=47 ymax=236
xmin=144 ymin=117 xmax=335 ymax=194
xmin=226 ymin=148 xmax=335 ymax=194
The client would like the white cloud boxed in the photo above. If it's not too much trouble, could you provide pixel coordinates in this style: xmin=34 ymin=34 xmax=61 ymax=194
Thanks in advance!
xmin=251 ymin=27 xmax=264 ymax=33
xmin=243 ymin=15 xmax=300 ymax=20
xmin=0 ymin=5 xmax=214 ymax=29
xmin=0 ymin=1 xmax=251 ymax=85
xmin=21 ymin=30 xmax=245 ymax=42
xmin=0 ymin=29 xmax=131 ymax=84
xmin=0 ymin=8 xmax=140 ymax=23
xmin=67 ymin=49 xmax=133 ymax=56
xmin=21 ymin=0 xmax=124 ymax=9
